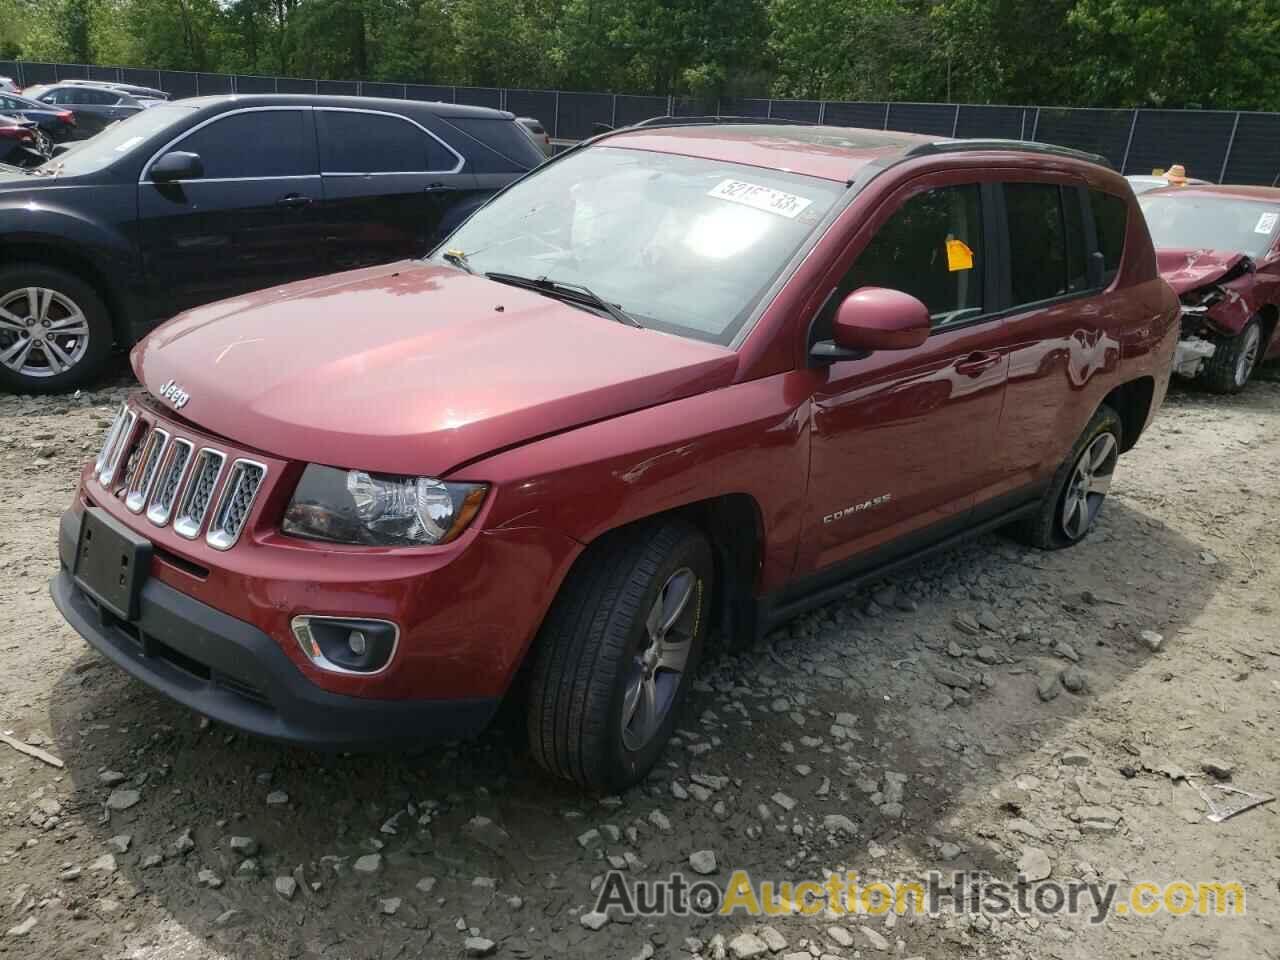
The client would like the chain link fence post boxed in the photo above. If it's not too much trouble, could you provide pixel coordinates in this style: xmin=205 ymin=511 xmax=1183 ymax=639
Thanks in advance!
xmin=1119 ymin=109 xmax=1139 ymax=174
xmin=1219 ymin=112 xmax=1241 ymax=183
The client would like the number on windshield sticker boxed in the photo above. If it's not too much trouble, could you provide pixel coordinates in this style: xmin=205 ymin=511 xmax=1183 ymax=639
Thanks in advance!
xmin=708 ymin=179 xmax=813 ymax=219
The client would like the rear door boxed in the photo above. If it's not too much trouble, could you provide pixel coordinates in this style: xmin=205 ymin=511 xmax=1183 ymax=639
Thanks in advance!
xmin=136 ymin=107 xmax=325 ymax=319
xmin=315 ymin=107 xmax=474 ymax=271
xmin=990 ymin=179 xmax=1126 ymax=501
xmin=799 ymin=179 xmax=1011 ymax=576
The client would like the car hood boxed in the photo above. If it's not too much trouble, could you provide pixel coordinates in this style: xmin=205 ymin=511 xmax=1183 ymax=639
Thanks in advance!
xmin=1155 ymin=248 xmax=1251 ymax=295
xmin=133 ymin=262 xmax=739 ymax=477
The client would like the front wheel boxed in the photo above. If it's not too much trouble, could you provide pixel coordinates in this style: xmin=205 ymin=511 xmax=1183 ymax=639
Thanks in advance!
xmin=0 ymin=265 xmax=112 ymax=393
xmin=1006 ymin=405 xmax=1122 ymax=550
xmin=1202 ymin=318 xmax=1263 ymax=394
xmin=526 ymin=519 xmax=713 ymax=791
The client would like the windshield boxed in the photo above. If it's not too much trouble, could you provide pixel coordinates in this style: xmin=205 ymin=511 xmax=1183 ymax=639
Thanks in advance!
xmin=1140 ymin=194 xmax=1280 ymax=257
xmin=434 ymin=146 xmax=845 ymax=343
xmin=36 ymin=103 xmax=196 ymax=177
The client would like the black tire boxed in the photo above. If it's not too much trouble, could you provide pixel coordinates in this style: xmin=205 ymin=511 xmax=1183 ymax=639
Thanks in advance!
xmin=1202 ymin=318 xmax=1263 ymax=395
xmin=1006 ymin=404 xmax=1123 ymax=550
xmin=0 ymin=264 xmax=112 ymax=394
xmin=526 ymin=518 xmax=713 ymax=791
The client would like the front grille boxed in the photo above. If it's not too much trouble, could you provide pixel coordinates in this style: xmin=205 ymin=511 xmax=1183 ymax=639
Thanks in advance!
xmin=92 ymin=402 xmax=269 ymax=551
xmin=173 ymin=448 xmax=225 ymax=540
xmin=125 ymin=429 xmax=170 ymax=514
xmin=207 ymin=460 xmax=267 ymax=550
xmin=147 ymin=439 xmax=193 ymax=526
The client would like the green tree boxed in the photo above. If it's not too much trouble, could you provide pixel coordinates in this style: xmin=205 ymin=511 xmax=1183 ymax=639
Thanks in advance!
xmin=930 ymin=0 xmax=1079 ymax=104
xmin=769 ymin=0 xmax=938 ymax=100
xmin=1069 ymin=0 xmax=1280 ymax=108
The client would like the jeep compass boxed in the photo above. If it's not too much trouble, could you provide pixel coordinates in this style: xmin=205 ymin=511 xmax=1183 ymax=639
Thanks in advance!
xmin=51 ymin=123 xmax=1178 ymax=791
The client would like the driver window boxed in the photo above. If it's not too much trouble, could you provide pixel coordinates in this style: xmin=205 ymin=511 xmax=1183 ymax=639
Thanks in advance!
xmin=842 ymin=185 xmax=985 ymax=329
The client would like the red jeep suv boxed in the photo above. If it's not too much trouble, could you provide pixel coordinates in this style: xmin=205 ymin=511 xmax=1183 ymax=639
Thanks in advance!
xmin=51 ymin=123 xmax=1177 ymax=791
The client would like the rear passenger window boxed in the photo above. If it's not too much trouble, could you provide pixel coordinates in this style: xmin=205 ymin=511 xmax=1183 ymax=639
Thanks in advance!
xmin=844 ymin=184 xmax=984 ymax=328
xmin=171 ymin=110 xmax=311 ymax=179
xmin=1089 ymin=190 xmax=1128 ymax=284
xmin=1063 ymin=188 xmax=1089 ymax=293
xmin=317 ymin=110 xmax=457 ymax=173
xmin=441 ymin=116 xmax=546 ymax=172
xmin=1006 ymin=182 xmax=1081 ymax=305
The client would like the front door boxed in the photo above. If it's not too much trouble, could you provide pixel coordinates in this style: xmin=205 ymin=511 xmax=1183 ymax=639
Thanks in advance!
xmin=315 ymin=107 xmax=476 ymax=272
xmin=136 ymin=108 xmax=325 ymax=319
xmin=799 ymin=181 xmax=1011 ymax=576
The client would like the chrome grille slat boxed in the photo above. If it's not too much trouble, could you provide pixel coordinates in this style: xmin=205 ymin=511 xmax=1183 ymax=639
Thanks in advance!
xmin=98 ymin=408 xmax=138 ymax=488
xmin=207 ymin=460 xmax=267 ymax=551
xmin=147 ymin=438 xmax=194 ymax=527
xmin=173 ymin=448 xmax=225 ymax=540
xmin=125 ymin=428 xmax=170 ymax=514
xmin=93 ymin=404 xmax=129 ymax=476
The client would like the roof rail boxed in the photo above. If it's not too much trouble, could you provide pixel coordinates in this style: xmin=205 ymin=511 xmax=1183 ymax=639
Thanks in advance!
xmin=907 ymin=138 xmax=1113 ymax=169
xmin=631 ymin=115 xmax=814 ymax=129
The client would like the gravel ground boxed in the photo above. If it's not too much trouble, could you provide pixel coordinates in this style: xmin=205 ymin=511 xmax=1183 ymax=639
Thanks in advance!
xmin=1 ymin=362 xmax=1278 ymax=960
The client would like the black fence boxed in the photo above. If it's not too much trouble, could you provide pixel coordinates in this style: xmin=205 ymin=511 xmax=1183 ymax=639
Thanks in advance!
xmin=3 ymin=59 xmax=1278 ymax=185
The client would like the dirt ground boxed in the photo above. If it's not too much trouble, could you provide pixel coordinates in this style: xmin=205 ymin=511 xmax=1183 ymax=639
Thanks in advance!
xmin=1 ymin=361 xmax=1278 ymax=960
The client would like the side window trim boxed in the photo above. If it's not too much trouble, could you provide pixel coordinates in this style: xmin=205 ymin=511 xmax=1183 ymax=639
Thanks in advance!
xmin=138 ymin=106 xmax=319 ymax=184
xmin=317 ymin=107 xmax=464 ymax=176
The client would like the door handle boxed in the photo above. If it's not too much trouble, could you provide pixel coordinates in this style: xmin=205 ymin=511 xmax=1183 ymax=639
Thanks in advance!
xmin=955 ymin=351 xmax=1001 ymax=376
xmin=423 ymin=182 xmax=450 ymax=193
xmin=276 ymin=194 xmax=314 ymax=209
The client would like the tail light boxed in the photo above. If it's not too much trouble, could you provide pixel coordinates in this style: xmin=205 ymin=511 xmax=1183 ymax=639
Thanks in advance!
xmin=0 ymin=127 xmax=33 ymax=142
xmin=57 ymin=110 xmax=75 ymax=125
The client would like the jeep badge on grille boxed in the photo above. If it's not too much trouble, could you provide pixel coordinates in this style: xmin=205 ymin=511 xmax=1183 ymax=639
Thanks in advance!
xmin=158 ymin=379 xmax=191 ymax=410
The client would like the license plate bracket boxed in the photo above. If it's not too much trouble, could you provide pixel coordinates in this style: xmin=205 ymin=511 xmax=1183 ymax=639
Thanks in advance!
xmin=73 ymin=507 xmax=152 ymax=621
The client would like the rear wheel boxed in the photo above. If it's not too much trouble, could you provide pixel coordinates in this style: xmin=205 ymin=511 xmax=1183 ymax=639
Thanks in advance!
xmin=1202 ymin=318 xmax=1262 ymax=394
xmin=1006 ymin=405 xmax=1122 ymax=550
xmin=526 ymin=519 xmax=712 ymax=791
xmin=0 ymin=264 xmax=112 ymax=393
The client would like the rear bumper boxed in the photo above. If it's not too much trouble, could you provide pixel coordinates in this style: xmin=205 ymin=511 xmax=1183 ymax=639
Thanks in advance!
xmin=52 ymin=514 xmax=498 ymax=750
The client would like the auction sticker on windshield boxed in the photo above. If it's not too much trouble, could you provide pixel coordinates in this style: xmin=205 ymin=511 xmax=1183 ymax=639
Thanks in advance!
xmin=709 ymin=179 xmax=813 ymax=219
xmin=1254 ymin=211 xmax=1278 ymax=235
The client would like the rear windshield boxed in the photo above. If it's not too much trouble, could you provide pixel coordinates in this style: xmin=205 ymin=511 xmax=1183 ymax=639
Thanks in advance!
xmin=440 ymin=116 xmax=546 ymax=172
xmin=1140 ymin=194 xmax=1280 ymax=257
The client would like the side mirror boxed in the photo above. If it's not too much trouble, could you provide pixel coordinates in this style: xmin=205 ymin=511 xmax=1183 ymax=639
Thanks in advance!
xmin=150 ymin=151 xmax=203 ymax=182
xmin=810 ymin=287 xmax=931 ymax=364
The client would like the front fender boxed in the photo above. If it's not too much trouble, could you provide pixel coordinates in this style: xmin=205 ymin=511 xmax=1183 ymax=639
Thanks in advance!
xmin=0 ymin=184 xmax=140 ymax=332
xmin=453 ymin=371 xmax=814 ymax=594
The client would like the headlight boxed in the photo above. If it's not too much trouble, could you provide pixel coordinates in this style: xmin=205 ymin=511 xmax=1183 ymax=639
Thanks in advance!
xmin=282 ymin=465 xmax=487 ymax=546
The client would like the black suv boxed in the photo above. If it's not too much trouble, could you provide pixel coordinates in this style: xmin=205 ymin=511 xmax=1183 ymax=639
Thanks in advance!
xmin=0 ymin=94 xmax=544 ymax=392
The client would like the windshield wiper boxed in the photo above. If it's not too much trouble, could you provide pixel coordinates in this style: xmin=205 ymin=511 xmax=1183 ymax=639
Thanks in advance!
xmin=441 ymin=249 xmax=473 ymax=273
xmin=484 ymin=272 xmax=642 ymax=328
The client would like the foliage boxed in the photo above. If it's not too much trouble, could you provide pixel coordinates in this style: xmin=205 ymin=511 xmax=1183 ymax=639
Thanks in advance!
xmin=1 ymin=0 xmax=1278 ymax=109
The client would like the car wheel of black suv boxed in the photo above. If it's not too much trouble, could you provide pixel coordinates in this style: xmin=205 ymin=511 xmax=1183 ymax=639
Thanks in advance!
xmin=527 ymin=518 xmax=712 ymax=791
xmin=0 ymin=264 xmax=112 ymax=393
xmin=1007 ymin=404 xmax=1122 ymax=550
xmin=1202 ymin=317 xmax=1263 ymax=395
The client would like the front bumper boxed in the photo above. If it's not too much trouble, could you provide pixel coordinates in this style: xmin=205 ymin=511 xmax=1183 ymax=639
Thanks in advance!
xmin=52 ymin=513 xmax=499 ymax=750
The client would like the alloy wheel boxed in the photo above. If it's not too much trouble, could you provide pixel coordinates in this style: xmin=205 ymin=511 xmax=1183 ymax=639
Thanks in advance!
xmin=1235 ymin=324 xmax=1261 ymax=388
xmin=620 ymin=567 xmax=699 ymax=751
xmin=1060 ymin=432 xmax=1118 ymax=541
xmin=0 ymin=286 xmax=91 ymax=378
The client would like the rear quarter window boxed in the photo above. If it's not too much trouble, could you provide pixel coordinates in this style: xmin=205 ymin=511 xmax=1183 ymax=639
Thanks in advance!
xmin=440 ymin=116 xmax=545 ymax=173
xmin=1090 ymin=190 xmax=1128 ymax=284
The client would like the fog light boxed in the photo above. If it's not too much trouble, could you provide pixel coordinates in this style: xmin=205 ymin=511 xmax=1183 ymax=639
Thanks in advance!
xmin=290 ymin=616 xmax=398 ymax=675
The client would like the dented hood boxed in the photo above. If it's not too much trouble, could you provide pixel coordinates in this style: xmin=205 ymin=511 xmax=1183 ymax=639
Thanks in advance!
xmin=1155 ymin=248 xmax=1251 ymax=295
xmin=133 ymin=262 xmax=739 ymax=476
